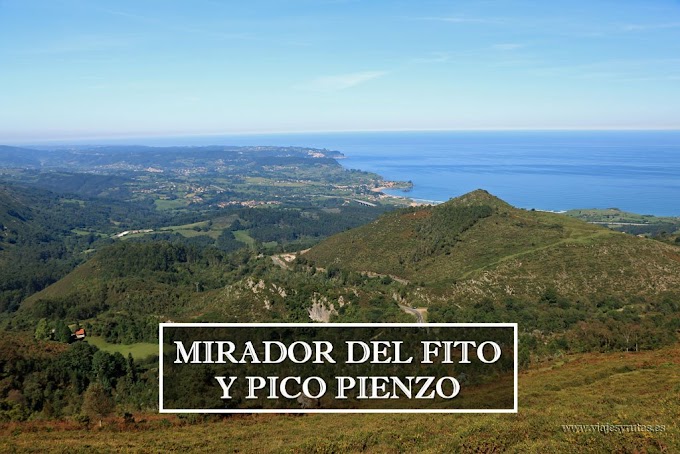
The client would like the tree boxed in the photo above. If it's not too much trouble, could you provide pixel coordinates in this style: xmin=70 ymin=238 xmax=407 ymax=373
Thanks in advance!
xmin=92 ymin=350 xmax=125 ymax=390
xmin=54 ymin=320 xmax=72 ymax=343
xmin=125 ymin=353 xmax=137 ymax=382
xmin=34 ymin=318 xmax=51 ymax=341
xmin=82 ymin=383 xmax=114 ymax=427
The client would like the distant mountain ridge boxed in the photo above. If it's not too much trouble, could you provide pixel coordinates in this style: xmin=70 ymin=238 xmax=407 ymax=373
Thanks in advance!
xmin=0 ymin=145 xmax=45 ymax=168
xmin=304 ymin=189 xmax=680 ymax=302
xmin=0 ymin=144 xmax=345 ymax=171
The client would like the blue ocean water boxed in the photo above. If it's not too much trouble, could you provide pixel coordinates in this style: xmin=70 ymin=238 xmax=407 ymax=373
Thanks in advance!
xmin=55 ymin=130 xmax=680 ymax=216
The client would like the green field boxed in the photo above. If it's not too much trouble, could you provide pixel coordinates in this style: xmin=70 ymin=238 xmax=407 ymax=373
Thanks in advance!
xmin=70 ymin=228 xmax=93 ymax=236
xmin=233 ymin=229 xmax=256 ymax=246
xmin=244 ymin=176 xmax=310 ymax=188
xmin=153 ymin=198 xmax=187 ymax=210
xmin=566 ymin=208 xmax=679 ymax=225
xmin=85 ymin=336 xmax=158 ymax=359
xmin=566 ymin=208 xmax=680 ymax=237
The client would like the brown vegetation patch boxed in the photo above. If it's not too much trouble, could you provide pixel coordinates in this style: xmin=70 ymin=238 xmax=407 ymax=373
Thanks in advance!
xmin=401 ymin=209 xmax=431 ymax=220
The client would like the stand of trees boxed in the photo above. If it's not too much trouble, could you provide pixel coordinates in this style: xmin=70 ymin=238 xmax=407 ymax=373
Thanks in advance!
xmin=428 ymin=291 xmax=680 ymax=367
xmin=0 ymin=334 xmax=157 ymax=422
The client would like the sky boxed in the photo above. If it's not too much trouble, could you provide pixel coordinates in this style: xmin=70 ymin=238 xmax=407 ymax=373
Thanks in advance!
xmin=1 ymin=0 xmax=680 ymax=141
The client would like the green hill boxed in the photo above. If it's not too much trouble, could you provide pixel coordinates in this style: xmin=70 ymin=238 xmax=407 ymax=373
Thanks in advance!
xmin=12 ymin=189 xmax=680 ymax=351
xmin=0 ymin=184 xmax=39 ymax=237
xmin=304 ymin=189 xmax=680 ymax=302
xmin=18 ymin=242 xmax=244 ymax=342
xmin=16 ymin=238 xmax=416 ymax=344
xmin=0 ymin=145 xmax=45 ymax=168
xmin=0 ymin=185 xmax=87 ymax=312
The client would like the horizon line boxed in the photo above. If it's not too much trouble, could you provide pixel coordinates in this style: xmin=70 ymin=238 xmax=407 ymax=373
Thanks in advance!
xmin=3 ymin=126 xmax=680 ymax=144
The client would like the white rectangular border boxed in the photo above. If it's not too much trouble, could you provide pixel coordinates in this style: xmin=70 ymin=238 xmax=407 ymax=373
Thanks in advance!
xmin=159 ymin=322 xmax=518 ymax=414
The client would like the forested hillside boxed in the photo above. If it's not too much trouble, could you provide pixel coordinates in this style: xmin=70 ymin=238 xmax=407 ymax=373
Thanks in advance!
xmin=305 ymin=190 xmax=680 ymax=302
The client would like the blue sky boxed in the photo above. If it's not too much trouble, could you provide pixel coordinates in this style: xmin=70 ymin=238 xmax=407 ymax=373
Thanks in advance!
xmin=1 ymin=0 xmax=680 ymax=141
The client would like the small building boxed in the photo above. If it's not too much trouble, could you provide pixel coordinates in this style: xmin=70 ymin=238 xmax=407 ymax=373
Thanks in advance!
xmin=73 ymin=328 xmax=86 ymax=340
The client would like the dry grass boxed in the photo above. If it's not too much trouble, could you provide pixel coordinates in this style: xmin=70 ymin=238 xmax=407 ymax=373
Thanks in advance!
xmin=2 ymin=344 xmax=678 ymax=453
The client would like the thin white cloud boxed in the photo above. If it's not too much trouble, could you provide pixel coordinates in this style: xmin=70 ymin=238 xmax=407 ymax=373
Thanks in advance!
xmin=97 ymin=7 xmax=254 ymax=41
xmin=98 ymin=7 xmax=150 ymax=22
xmin=622 ymin=22 xmax=680 ymax=32
xmin=618 ymin=74 xmax=680 ymax=82
xmin=532 ymin=57 xmax=680 ymax=74
xmin=417 ymin=16 xmax=506 ymax=25
xmin=492 ymin=43 xmax=524 ymax=51
xmin=528 ymin=58 xmax=680 ymax=82
xmin=10 ymin=35 xmax=134 ymax=56
xmin=302 ymin=71 xmax=388 ymax=92
xmin=412 ymin=52 xmax=451 ymax=64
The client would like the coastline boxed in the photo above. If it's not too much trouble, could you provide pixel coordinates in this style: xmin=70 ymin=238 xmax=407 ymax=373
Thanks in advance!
xmin=370 ymin=185 xmax=441 ymax=207
xmin=368 ymin=180 xmax=436 ymax=207
xmin=328 ymin=131 xmax=680 ymax=217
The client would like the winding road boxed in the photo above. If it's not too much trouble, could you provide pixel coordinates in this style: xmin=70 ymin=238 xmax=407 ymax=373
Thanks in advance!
xmin=398 ymin=304 xmax=425 ymax=323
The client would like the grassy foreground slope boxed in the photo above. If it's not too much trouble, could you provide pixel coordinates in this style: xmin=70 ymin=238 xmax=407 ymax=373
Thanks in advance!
xmin=2 ymin=343 xmax=678 ymax=453
xmin=304 ymin=189 xmax=680 ymax=301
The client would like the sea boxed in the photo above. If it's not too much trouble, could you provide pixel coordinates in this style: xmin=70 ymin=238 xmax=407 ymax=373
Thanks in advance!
xmin=44 ymin=130 xmax=680 ymax=216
